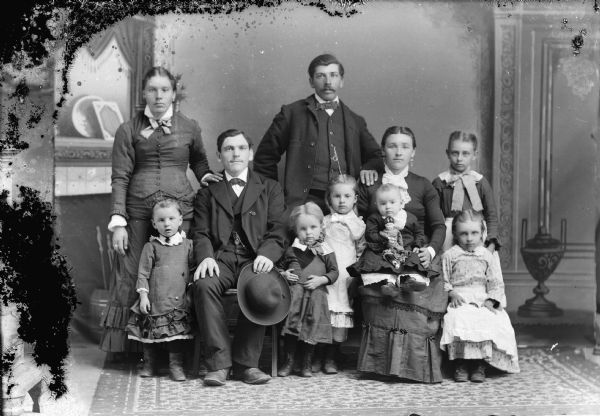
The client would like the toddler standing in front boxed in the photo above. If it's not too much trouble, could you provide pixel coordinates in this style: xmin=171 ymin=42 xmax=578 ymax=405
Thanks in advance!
xmin=319 ymin=175 xmax=366 ymax=374
xmin=441 ymin=210 xmax=519 ymax=382
xmin=277 ymin=202 xmax=339 ymax=378
xmin=126 ymin=199 xmax=195 ymax=382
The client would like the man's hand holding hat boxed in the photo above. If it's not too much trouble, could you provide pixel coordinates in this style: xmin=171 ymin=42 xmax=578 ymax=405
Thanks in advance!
xmin=253 ymin=255 xmax=273 ymax=274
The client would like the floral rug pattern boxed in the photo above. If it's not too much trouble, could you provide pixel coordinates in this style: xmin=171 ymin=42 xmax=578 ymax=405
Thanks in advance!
xmin=89 ymin=347 xmax=600 ymax=416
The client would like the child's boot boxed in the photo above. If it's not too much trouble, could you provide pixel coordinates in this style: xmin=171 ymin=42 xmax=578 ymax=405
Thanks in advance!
xmin=292 ymin=341 xmax=304 ymax=374
xmin=300 ymin=343 xmax=315 ymax=378
xmin=453 ymin=359 xmax=468 ymax=382
xmin=397 ymin=274 xmax=429 ymax=292
xmin=470 ymin=360 xmax=486 ymax=383
xmin=168 ymin=342 xmax=186 ymax=382
xmin=323 ymin=343 xmax=338 ymax=374
xmin=139 ymin=344 xmax=157 ymax=377
xmin=277 ymin=335 xmax=296 ymax=377
xmin=311 ymin=344 xmax=323 ymax=373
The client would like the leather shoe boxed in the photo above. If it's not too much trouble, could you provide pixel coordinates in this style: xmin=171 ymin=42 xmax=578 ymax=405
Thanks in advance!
xmin=470 ymin=361 xmax=486 ymax=383
xmin=203 ymin=368 xmax=229 ymax=386
xmin=323 ymin=358 xmax=338 ymax=374
xmin=453 ymin=360 xmax=469 ymax=382
xmin=234 ymin=367 xmax=271 ymax=385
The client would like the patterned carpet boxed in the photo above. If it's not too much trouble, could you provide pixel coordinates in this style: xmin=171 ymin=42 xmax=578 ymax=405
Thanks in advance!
xmin=89 ymin=346 xmax=600 ymax=416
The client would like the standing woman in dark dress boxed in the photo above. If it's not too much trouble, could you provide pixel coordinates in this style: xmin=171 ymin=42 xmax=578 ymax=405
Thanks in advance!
xmin=100 ymin=67 xmax=219 ymax=353
xmin=356 ymin=126 xmax=447 ymax=383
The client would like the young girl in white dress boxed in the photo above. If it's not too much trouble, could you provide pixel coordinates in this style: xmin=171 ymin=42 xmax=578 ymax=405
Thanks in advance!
xmin=321 ymin=174 xmax=366 ymax=373
xmin=441 ymin=210 xmax=520 ymax=383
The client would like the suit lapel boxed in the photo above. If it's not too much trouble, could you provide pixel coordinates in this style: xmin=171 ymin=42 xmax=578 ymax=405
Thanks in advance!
xmin=209 ymin=177 xmax=233 ymax=217
xmin=241 ymin=170 xmax=265 ymax=214
xmin=305 ymin=95 xmax=318 ymax=122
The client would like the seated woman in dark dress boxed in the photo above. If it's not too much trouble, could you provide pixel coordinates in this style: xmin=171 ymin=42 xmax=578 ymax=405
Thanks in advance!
xmin=356 ymin=126 xmax=447 ymax=383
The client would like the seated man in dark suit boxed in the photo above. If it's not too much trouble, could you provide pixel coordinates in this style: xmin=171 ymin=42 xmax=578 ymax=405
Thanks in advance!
xmin=190 ymin=129 xmax=287 ymax=386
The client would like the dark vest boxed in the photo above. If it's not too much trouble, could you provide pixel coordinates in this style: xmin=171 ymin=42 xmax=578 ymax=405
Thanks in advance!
xmin=312 ymin=108 xmax=347 ymax=190
xmin=222 ymin=182 xmax=253 ymax=254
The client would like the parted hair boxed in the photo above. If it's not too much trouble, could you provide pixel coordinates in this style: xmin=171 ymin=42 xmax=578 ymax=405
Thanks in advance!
xmin=308 ymin=53 xmax=345 ymax=78
xmin=325 ymin=174 xmax=358 ymax=210
xmin=381 ymin=126 xmax=416 ymax=149
xmin=142 ymin=66 xmax=177 ymax=91
xmin=216 ymin=129 xmax=253 ymax=153
xmin=447 ymin=130 xmax=479 ymax=152
xmin=288 ymin=201 xmax=324 ymax=231
xmin=451 ymin=209 xmax=485 ymax=243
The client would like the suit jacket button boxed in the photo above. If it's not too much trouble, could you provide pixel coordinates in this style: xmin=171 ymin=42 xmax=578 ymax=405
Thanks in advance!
xmin=310 ymin=142 xmax=315 ymax=147
xmin=249 ymin=211 xmax=256 ymax=216
xmin=307 ymin=164 xmax=311 ymax=169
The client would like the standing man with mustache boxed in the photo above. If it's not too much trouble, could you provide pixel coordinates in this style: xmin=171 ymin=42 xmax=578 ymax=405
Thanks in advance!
xmin=253 ymin=54 xmax=383 ymax=213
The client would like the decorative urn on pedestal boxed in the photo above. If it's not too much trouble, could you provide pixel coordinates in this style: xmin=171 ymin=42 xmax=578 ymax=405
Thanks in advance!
xmin=518 ymin=219 xmax=566 ymax=317
xmin=518 ymin=59 xmax=568 ymax=318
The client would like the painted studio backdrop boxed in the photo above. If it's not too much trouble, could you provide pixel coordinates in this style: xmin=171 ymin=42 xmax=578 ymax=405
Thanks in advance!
xmin=9 ymin=1 xmax=596 ymax=335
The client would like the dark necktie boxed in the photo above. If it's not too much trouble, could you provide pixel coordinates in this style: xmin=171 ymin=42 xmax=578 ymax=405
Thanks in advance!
xmin=316 ymin=101 xmax=338 ymax=111
xmin=229 ymin=178 xmax=246 ymax=187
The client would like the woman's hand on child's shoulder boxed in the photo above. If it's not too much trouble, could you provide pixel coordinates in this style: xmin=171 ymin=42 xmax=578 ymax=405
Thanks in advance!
xmin=281 ymin=269 xmax=299 ymax=283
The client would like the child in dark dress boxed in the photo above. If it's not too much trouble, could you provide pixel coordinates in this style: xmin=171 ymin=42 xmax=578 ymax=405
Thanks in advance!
xmin=278 ymin=202 xmax=339 ymax=378
xmin=126 ymin=199 xmax=195 ymax=381
xmin=348 ymin=183 xmax=438 ymax=295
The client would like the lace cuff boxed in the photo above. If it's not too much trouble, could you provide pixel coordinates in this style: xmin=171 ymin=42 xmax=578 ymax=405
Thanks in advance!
xmin=108 ymin=214 xmax=127 ymax=232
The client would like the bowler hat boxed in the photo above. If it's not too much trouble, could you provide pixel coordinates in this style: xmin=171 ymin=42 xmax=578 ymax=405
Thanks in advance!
xmin=237 ymin=263 xmax=291 ymax=326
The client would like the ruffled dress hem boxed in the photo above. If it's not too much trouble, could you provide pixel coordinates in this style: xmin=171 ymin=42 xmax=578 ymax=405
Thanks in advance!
xmin=100 ymin=303 xmax=131 ymax=328
xmin=443 ymin=338 xmax=520 ymax=373
xmin=330 ymin=312 xmax=353 ymax=328
xmin=100 ymin=303 xmax=143 ymax=352
xmin=126 ymin=307 xmax=195 ymax=343
xmin=127 ymin=334 xmax=194 ymax=343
